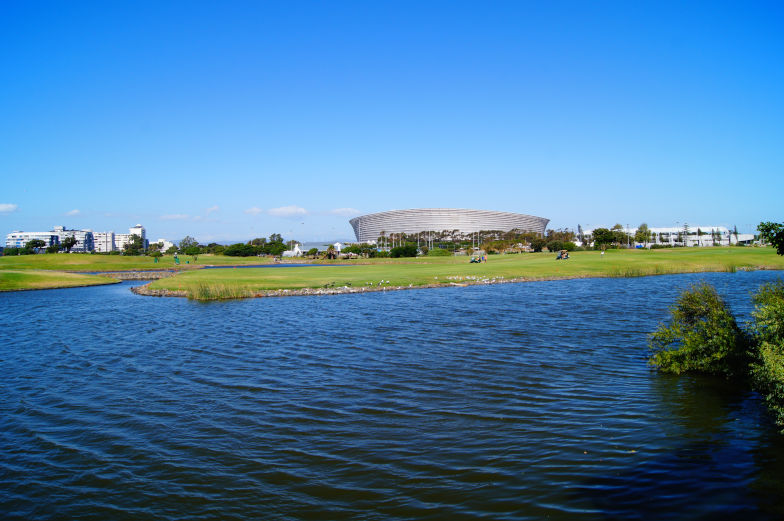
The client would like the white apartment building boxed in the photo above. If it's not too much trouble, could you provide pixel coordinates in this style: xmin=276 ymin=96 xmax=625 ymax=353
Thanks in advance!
xmin=114 ymin=233 xmax=131 ymax=251
xmin=52 ymin=226 xmax=94 ymax=252
xmin=5 ymin=224 xmax=147 ymax=253
xmin=115 ymin=224 xmax=147 ymax=252
xmin=155 ymin=238 xmax=175 ymax=252
xmin=5 ymin=231 xmax=60 ymax=249
xmin=93 ymin=232 xmax=115 ymax=253
xmin=130 ymin=224 xmax=146 ymax=242
xmin=5 ymin=227 xmax=93 ymax=252
xmin=582 ymin=226 xmax=755 ymax=248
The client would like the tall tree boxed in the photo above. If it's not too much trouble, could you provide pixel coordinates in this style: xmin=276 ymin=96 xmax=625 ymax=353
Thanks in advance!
xmin=179 ymin=236 xmax=198 ymax=251
xmin=184 ymin=245 xmax=201 ymax=262
xmin=592 ymin=228 xmax=616 ymax=247
xmin=26 ymin=239 xmax=46 ymax=253
xmin=124 ymin=234 xmax=145 ymax=255
xmin=758 ymin=222 xmax=784 ymax=255
xmin=61 ymin=236 xmax=77 ymax=252
xmin=635 ymin=223 xmax=650 ymax=246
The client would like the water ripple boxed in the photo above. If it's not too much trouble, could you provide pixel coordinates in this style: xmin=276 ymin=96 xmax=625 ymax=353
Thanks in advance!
xmin=2 ymin=272 xmax=784 ymax=520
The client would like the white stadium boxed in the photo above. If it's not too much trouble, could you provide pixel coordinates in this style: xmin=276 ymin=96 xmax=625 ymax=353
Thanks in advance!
xmin=349 ymin=208 xmax=549 ymax=243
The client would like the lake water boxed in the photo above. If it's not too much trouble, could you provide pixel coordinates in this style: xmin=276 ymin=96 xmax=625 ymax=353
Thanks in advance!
xmin=2 ymin=271 xmax=784 ymax=520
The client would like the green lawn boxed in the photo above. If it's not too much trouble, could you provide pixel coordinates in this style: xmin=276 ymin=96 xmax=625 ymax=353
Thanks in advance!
xmin=3 ymin=248 xmax=782 ymax=295
xmin=0 ymin=270 xmax=120 ymax=292
xmin=148 ymin=247 xmax=784 ymax=299
xmin=0 ymin=253 xmax=276 ymax=272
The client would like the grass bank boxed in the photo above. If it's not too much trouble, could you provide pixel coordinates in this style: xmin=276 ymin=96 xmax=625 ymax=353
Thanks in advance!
xmin=147 ymin=247 xmax=784 ymax=300
xmin=0 ymin=253 xmax=277 ymax=272
xmin=0 ymin=270 xmax=120 ymax=292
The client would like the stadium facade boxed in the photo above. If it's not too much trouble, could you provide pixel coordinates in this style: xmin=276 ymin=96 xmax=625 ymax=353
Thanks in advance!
xmin=349 ymin=208 xmax=549 ymax=243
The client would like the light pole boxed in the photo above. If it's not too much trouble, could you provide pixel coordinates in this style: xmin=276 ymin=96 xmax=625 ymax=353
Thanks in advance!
xmin=675 ymin=221 xmax=679 ymax=246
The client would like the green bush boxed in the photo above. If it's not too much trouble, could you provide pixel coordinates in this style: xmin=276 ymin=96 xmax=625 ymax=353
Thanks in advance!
xmin=546 ymin=240 xmax=563 ymax=252
xmin=224 ymin=243 xmax=256 ymax=257
xmin=749 ymin=280 xmax=784 ymax=427
xmin=648 ymin=283 xmax=748 ymax=377
xmin=649 ymin=278 xmax=784 ymax=430
xmin=530 ymin=238 xmax=546 ymax=252
xmin=390 ymin=244 xmax=418 ymax=258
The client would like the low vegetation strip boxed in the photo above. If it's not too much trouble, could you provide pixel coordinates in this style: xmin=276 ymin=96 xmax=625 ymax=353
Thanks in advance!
xmin=143 ymin=248 xmax=784 ymax=300
xmin=0 ymin=270 xmax=120 ymax=292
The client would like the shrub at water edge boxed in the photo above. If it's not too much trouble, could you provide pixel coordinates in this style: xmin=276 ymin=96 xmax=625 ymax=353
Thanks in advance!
xmin=648 ymin=283 xmax=748 ymax=377
xmin=649 ymin=279 xmax=784 ymax=430
xmin=749 ymin=280 xmax=784 ymax=426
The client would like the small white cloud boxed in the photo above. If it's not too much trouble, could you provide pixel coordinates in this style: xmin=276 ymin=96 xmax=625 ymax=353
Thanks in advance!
xmin=330 ymin=207 xmax=361 ymax=217
xmin=65 ymin=209 xmax=81 ymax=216
xmin=244 ymin=206 xmax=263 ymax=215
xmin=206 ymin=205 xmax=220 ymax=214
xmin=0 ymin=203 xmax=19 ymax=213
xmin=160 ymin=214 xmax=191 ymax=220
xmin=268 ymin=205 xmax=307 ymax=217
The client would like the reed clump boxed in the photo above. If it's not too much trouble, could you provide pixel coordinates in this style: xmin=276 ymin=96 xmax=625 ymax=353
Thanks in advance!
xmin=187 ymin=282 xmax=256 ymax=300
xmin=608 ymin=267 xmax=646 ymax=278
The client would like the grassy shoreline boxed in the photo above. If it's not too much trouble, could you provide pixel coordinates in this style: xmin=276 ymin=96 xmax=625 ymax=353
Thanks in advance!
xmin=145 ymin=247 xmax=784 ymax=300
xmin=3 ymin=248 xmax=783 ymax=296
xmin=0 ymin=270 xmax=121 ymax=292
xmin=0 ymin=252 xmax=280 ymax=272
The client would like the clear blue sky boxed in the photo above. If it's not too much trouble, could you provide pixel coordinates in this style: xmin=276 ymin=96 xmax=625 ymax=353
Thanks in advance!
xmin=1 ymin=1 xmax=782 ymax=243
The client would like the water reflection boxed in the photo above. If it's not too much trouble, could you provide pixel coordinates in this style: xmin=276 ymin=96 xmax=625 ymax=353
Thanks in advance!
xmin=577 ymin=375 xmax=782 ymax=520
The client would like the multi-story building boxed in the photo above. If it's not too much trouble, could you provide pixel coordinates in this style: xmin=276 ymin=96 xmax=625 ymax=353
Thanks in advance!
xmin=93 ymin=232 xmax=116 ymax=253
xmin=115 ymin=224 xmax=147 ymax=252
xmin=581 ymin=226 xmax=755 ymax=248
xmin=52 ymin=226 xmax=94 ymax=253
xmin=5 ymin=231 xmax=60 ymax=249
xmin=155 ymin=238 xmax=175 ymax=252
xmin=5 ymin=224 xmax=146 ymax=253
xmin=114 ymin=233 xmax=130 ymax=251
xmin=130 ymin=224 xmax=146 ymax=243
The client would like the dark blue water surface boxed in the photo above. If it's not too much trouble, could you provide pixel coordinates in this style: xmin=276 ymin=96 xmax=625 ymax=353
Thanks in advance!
xmin=2 ymin=271 xmax=784 ymax=520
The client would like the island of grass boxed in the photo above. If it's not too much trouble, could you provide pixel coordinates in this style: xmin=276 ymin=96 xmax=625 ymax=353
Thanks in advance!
xmin=140 ymin=247 xmax=784 ymax=300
